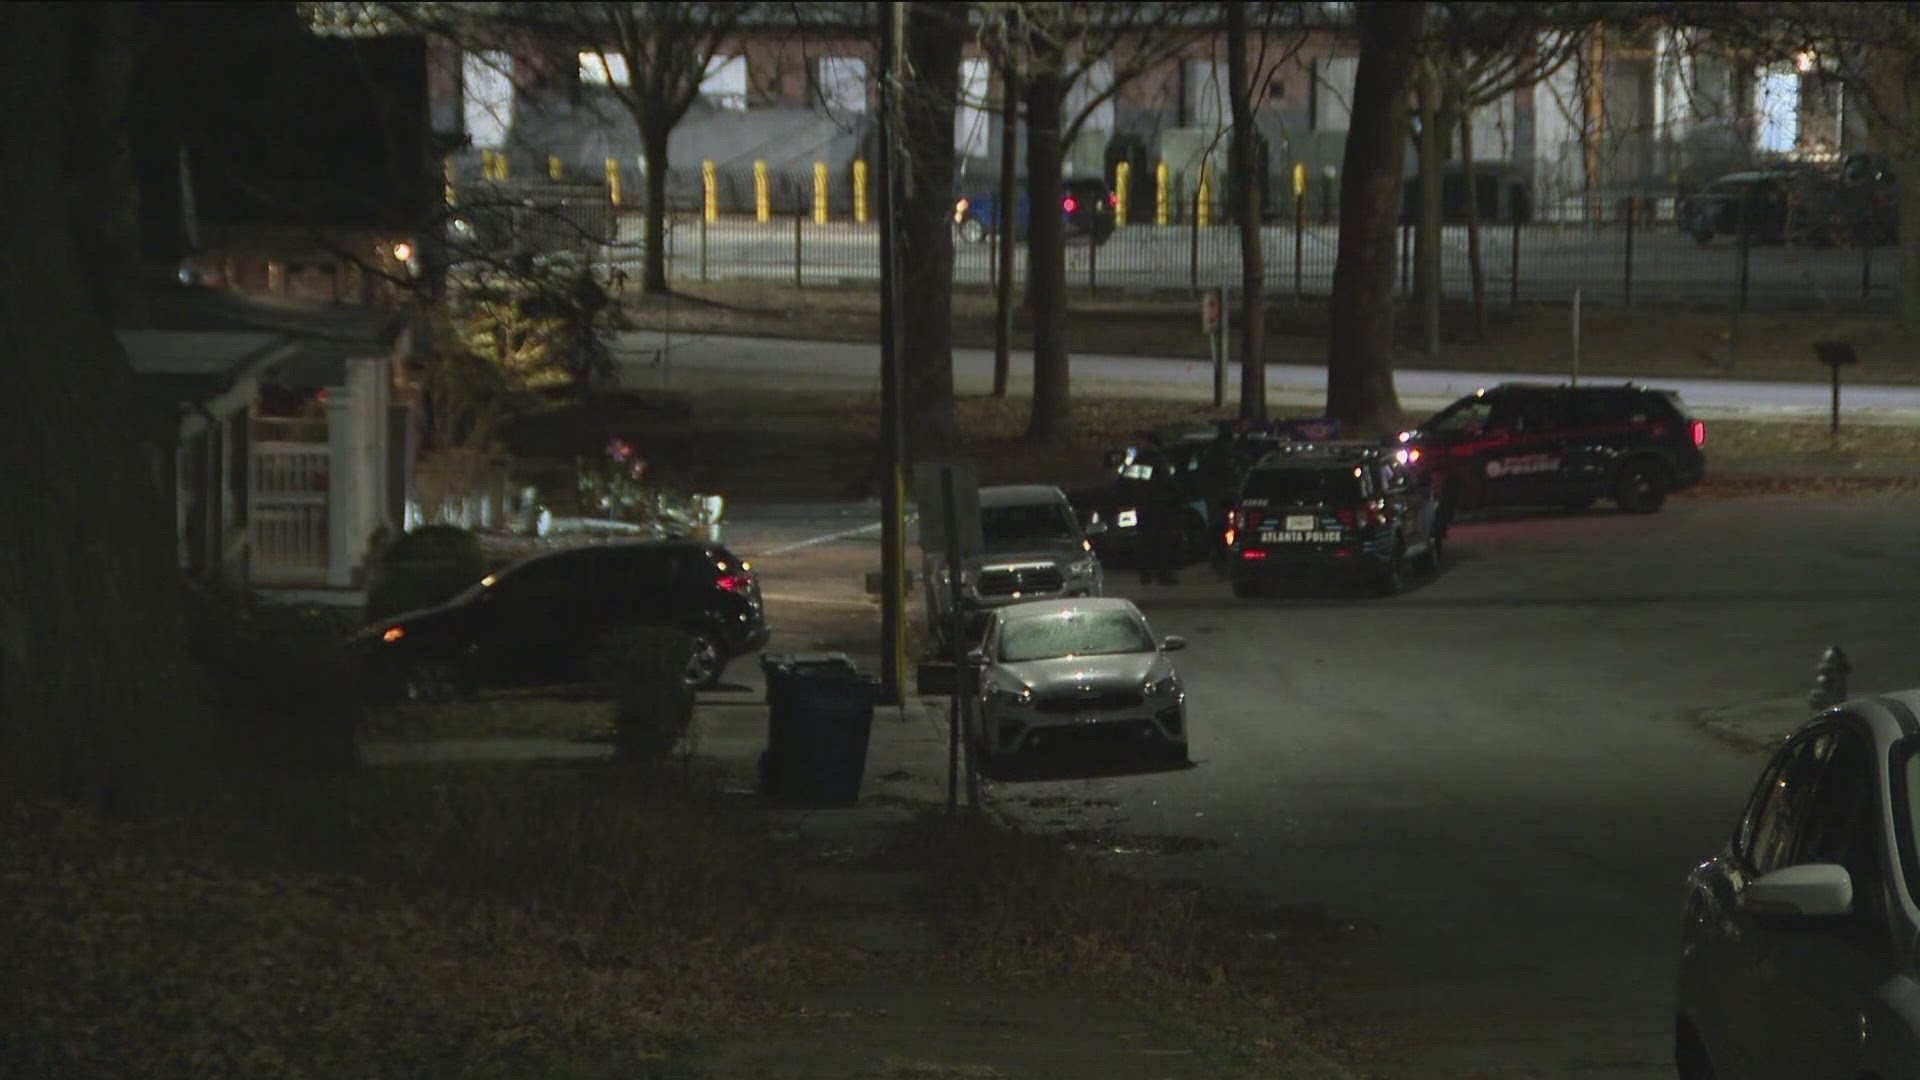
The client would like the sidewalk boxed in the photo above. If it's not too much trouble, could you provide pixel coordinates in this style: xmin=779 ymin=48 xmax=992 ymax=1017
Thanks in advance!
xmin=360 ymin=695 xmax=1329 ymax=1078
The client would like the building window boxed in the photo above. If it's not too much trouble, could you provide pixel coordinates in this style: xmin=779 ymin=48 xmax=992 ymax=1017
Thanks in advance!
xmin=815 ymin=56 xmax=868 ymax=114
xmin=463 ymin=50 xmax=514 ymax=149
xmin=579 ymin=51 xmax=629 ymax=87
xmin=1067 ymin=60 xmax=1116 ymax=133
xmin=1312 ymin=56 xmax=1358 ymax=132
xmin=1184 ymin=59 xmax=1227 ymax=131
xmin=702 ymin=55 xmax=748 ymax=111
xmin=957 ymin=59 xmax=991 ymax=159
xmin=1753 ymin=64 xmax=1799 ymax=154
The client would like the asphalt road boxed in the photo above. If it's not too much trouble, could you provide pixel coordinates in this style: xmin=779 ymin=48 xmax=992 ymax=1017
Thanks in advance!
xmin=617 ymin=329 xmax=1920 ymax=422
xmin=723 ymin=494 xmax=1920 ymax=1078
xmin=620 ymin=218 xmax=1898 ymax=310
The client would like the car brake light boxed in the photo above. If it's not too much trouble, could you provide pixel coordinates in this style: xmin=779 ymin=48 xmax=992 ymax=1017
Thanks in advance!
xmin=1223 ymin=528 xmax=1236 ymax=546
xmin=1063 ymin=195 xmax=1077 ymax=212
xmin=382 ymin=626 xmax=405 ymax=643
xmin=1240 ymin=548 xmax=1267 ymax=560
xmin=716 ymin=574 xmax=749 ymax=592
xmin=1108 ymin=192 xmax=1118 ymax=208
xmin=1333 ymin=509 xmax=1355 ymax=527
xmin=1691 ymin=420 xmax=1706 ymax=448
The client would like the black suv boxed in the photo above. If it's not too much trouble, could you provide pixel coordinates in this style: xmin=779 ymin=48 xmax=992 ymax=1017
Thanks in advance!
xmin=1226 ymin=442 xmax=1443 ymax=598
xmin=1399 ymin=383 xmax=1705 ymax=521
xmin=350 ymin=540 xmax=770 ymax=696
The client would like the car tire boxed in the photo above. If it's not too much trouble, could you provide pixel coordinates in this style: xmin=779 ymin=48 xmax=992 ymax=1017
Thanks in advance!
xmin=1614 ymin=460 xmax=1670 ymax=514
xmin=1378 ymin=545 xmax=1409 ymax=596
xmin=684 ymin=632 xmax=725 ymax=688
xmin=1674 ymin=1016 xmax=1716 ymax=1080
xmin=959 ymin=217 xmax=987 ymax=244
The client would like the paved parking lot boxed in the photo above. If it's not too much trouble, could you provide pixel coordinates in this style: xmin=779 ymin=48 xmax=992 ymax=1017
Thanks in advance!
xmin=738 ymin=493 xmax=1920 ymax=1078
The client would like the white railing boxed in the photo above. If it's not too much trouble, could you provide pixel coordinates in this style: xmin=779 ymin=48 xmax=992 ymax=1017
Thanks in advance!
xmin=251 ymin=440 xmax=329 ymax=582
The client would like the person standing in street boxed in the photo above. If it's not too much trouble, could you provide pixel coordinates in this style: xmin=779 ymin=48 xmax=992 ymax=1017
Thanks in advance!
xmin=1132 ymin=467 xmax=1183 ymax=587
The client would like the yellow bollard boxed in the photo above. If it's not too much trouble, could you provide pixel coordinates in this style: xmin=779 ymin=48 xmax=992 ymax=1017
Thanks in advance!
xmin=495 ymin=152 xmax=509 ymax=181
xmin=444 ymin=155 xmax=457 ymax=204
xmin=853 ymin=159 xmax=869 ymax=224
xmin=754 ymin=160 xmax=770 ymax=223
xmin=606 ymin=158 xmax=621 ymax=206
xmin=1114 ymin=162 xmax=1130 ymax=228
xmin=703 ymin=160 xmax=718 ymax=223
xmin=549 ymin=155 xmax=564 ymax=180
xmin=814 ymin=161 xmax=829 ymax=224
xmin=480 ymin=150 xmax=493 ymax=181
xmin=1198 ymin=162 xmax=1212 ymax=228
xmin=1155 ymin=160 xmax=1170 ymax=226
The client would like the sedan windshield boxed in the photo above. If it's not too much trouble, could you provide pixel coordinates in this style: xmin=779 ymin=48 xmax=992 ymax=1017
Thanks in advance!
xmin=999 ymin=609 xmax=1153 ymax=663
xmin=981 ymin=503 xmax=1077 ymax=545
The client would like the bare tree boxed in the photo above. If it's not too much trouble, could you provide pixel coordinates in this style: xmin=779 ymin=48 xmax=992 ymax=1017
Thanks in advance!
xmin=1670 ymin=2 xmax=1920 ymax=325
xmin=979 ymin=2 xmax=1200 ymax=441
xmin=588 ymin=2 xmax=758 ymax=295
xmin=1 ymin=4 xmax=213 ymax=809
xmin=1327 ymin=0 xmax=1426 ymax=433
xmin=896 ymin=0 xmax=967 ymax=461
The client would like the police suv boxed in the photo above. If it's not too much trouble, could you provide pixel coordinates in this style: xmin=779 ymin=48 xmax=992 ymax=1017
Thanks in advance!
xmin=1396 ymin=383 xmax=1706 ymax=521
xmin=1225 ymin=442 xmax=1443 ymax=599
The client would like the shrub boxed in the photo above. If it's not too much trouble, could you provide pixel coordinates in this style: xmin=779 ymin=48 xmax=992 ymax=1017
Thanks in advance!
xmin=587 ymin=628 xmax=695 ymax=759
xmin=183 ymin=584 xmax=362 ymax=777
xmin=364 ymin=525 xmax=487 ymax=623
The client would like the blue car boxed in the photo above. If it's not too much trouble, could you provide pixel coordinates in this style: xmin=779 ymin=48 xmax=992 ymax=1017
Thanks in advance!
xmin=954 ymin=178 xmax=1116 ymax=245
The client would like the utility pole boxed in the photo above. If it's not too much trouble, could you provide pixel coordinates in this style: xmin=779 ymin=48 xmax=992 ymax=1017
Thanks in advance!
xmin=876 ymin=0 xmax=910 ymax=701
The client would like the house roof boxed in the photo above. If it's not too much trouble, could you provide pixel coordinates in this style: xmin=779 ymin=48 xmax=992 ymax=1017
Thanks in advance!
xmin=143 ymin=283 xmax=413 ymax=390
xmin=120 ymin=330 xmax=290 ymax=385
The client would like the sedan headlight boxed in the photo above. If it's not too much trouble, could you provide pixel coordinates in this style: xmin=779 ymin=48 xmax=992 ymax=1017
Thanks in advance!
xmin=1065 ymin=557 xmax=1099 ymax=579
xmin=1144 ymin=673 xmax=1181 ymax=698
xmin=987 ymin=682 xmax=1034 ymax=707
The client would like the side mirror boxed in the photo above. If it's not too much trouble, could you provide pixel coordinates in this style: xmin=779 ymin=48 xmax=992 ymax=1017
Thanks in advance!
xmin=1161 ymin=635 xmax=1187 ymax=652
xmin=1742 ymin=863 xmax=1853 ymax=919
xmin=965 ymin=648 xmax=989 ymax=669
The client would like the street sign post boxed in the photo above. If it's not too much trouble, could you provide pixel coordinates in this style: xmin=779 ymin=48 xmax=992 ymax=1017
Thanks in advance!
xmin=1202 ymin=290 xmax=1226 ymax=408
xmin=913 ymin=462 xmax=983 ymax=812
xmin=1814 ymin=341 xmax=1859 ymax=438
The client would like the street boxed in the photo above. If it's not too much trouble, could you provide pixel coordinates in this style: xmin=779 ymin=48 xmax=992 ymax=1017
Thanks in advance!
xmin=724 ymin=493 xmax=1920 ymax=1077
xmin=621 ymin=217 xmax=1900 ymax=312
xmin=617 ymin=329 xmax=1920 ymax=422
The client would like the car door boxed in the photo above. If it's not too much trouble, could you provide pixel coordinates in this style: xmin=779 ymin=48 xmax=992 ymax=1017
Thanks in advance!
xmin=1562 ymin=389 xmax=1629 ymax=498
xmin=1705 ymin=728 xmax=1836 ymax=1079
xmin=601 ymin=547 xmax=677 ymax=636
xmin=1750 ymin=719 xmax=1895 ymax=1078
xmin=1478 ymin=391 xmax=1566 ymax=506
xmin=470 ymin=552 xmax=602 ymax=686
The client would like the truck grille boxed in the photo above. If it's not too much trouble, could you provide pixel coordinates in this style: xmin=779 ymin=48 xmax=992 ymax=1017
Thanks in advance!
xmin=976 ymin=565 xmax=1066 ymax=596
xmin=1035 ymin=689 xmax=1142 ymax=714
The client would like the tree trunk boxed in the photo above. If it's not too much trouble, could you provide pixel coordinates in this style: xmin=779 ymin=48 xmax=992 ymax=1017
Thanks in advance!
xmin=993 ymin=63 xmax=1018 ymax=398
xmin=1327 ymin=0 xmax=1424 ymax=434
xmin=898 ymin=1 xmax=964 ymax=461
xmin=1461 ymin=100 xmax=1487 ymax=337
xmin=1413 ymin=66 xmax=1448 ymax=361
xmin=641 ymin=124 xmax=672 ymax=295
xmin=1024 ymin=65 xmax=1070 ymax=442
xmin=1227 ymin=0 xmax=1266 ymax=420
xmin=1 ymin=6 xmax=211 ymax=809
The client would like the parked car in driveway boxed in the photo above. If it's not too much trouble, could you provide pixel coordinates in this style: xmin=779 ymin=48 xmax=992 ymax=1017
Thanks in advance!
xmin=1679 ymin=171 xmax=1797 ymax=244
xmin=349 ymin=540 xmax=770 ymax=695
xmin=1675 ymin=692 xmax=1920 ymax=1080
xmin=924 ymin=485 xmax=1103 ymax=657
xmin=954 ymin=177 xmax=1116 ymax=245
xmin=969 ymin=597 xmax=1187 ymax=767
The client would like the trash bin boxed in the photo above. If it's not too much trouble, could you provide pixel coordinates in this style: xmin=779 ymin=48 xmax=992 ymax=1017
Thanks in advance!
xmin=757 ymin=653 xmax=880 ymax=808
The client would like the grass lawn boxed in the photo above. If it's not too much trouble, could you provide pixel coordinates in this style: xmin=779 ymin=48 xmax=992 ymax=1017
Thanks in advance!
xmin=358 ymin=690 xmax=620 ymax=742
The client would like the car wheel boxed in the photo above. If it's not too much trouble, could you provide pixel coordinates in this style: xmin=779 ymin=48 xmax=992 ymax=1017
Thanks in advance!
xmin=1378 ymin=545 xmax=1409 ymax=596
xmin=1675 ymin=1016 xmax=1716 ymax=1080
xmin=1413 ymin=532 xmax=1443 ymax=571
xmin=959 ymin=217 xmax=987 ymax=244
xmin=404 ymin=661 xmax=463 ymax=703
xmin=684 ymin=633 xmax=725 ymax=688
xmin=1614 ymin=460 xmax=1670 ymax=514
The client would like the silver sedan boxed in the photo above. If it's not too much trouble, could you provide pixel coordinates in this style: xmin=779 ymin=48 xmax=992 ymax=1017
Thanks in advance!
xmin=968 ymin=597 xmax=1188 ymax=767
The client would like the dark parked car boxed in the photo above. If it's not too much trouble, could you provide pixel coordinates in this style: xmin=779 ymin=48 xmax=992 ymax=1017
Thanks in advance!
xmin=1679 ymin=171 xmax=1797 ymax=244
xmin=954 ymin=177 xmax=1116 ymax=245
xmin=1225 ymin=442 xmax=1443 ymax=598
xmin=1397 ymin=383 xmax=1706 ymax=521
xmin=349 ymin=540 xmax=769 ymax=696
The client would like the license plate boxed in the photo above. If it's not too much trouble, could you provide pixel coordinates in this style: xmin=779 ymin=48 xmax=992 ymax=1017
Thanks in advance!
xmin=1260 ymin=530 xmax=1342 ymax=543
xmin=1284 ymin=514 xmax=1318 ymax=531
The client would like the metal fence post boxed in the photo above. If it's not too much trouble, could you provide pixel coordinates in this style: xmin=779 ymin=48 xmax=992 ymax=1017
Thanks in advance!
xmin=1088 ymin=234 xmax=1098 ymax=296
xmin=1509 ymin=212 xmax=1520 ymax=305
xmin=1862 ymin=232 xmax=1873 ymax=299
xmin=1293 ymin=192 xmax=1305 ymax=299
xmin=700 ymin=210 xmax=708 ymax=283
xmin=1399 ymin=223 xmax=1411 ymax=297
xmin=1623 ymin=196 xmax=1636 ymax=307
xmin=1189 ymin=187 xmax=1201 ymax=295
xmin=794 ymin=211 xmax=803 ymax=288
xmin=1736 ymin=188 xmax=1752 ymax=313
